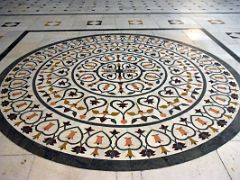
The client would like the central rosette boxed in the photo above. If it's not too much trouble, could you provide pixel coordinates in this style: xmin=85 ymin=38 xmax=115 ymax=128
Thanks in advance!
xmin=73 ymin=53 xmax=166 ymax=97
xmin=98 ymin=61 xmax=141 ymax=83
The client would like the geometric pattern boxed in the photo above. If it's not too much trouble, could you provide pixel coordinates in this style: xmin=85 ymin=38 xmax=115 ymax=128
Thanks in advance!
xmin=168 ymin=20 xmax=184 ymax=24
xmin=226 ymin=32 xmax=240 ymax=39
xmin=0 ymin=34 xmax=240 ymax=171
xmin=208 ymin=20 xmax=225 ymax=24
xmin=1 ymin=22 xmax=20 ymax=27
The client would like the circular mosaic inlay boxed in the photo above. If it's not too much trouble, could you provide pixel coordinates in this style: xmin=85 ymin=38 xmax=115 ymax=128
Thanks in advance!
xmin=0 ymin=34 xmax=240 ymax=171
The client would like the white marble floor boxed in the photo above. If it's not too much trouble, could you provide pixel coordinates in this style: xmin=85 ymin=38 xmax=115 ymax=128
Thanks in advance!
xmin=0 ymin=1 xmax=240 ymax=179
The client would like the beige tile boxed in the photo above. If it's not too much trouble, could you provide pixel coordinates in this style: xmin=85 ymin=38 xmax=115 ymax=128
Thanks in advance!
xmin=28 ymin=157 xmax=116 ymax=180
xmin=0 ymin=133 xmax=31 ymax=155
xmin=141 ymin=151 xmax=231 ymax=180
xmin=116 ymin=171 xmax=141 ymax=180
xmin=217 ymin=141 xmax=240 ymax=180
xmin=0 ymin=155 xmax=34 ymax=180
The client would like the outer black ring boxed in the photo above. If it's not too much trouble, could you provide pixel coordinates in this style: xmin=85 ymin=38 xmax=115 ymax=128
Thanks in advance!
xmin=0 ymin=33 xmax=240 ymax=171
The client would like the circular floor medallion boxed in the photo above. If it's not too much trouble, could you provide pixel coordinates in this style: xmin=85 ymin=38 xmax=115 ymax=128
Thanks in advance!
xmin=0 ymin=34 xmax=240 ymax=171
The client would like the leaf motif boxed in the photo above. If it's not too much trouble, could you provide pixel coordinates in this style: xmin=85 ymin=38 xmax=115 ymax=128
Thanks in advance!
xmin=151 ymin=115 xmax=159 ymax=119
xmin=64 ymin=107 xmax=71 ymax=113
xmin=181 ymin=92 xmax=187 ymax=96
xmin=174 ymin=98 xmax=179 ymax=103
xmin=72 ymin=111 xmax=77 ymax=117
xmin=64 ymin=100 xmax=70 ymax=105
xmin=159 ymin=105 xmax=168 ymax=109
xmin=111 ymin=119 xmax=117 ymax=124
xmin=111 ymin=112 xmax=119 ymax=116
xmin=55 ymin=105 xmax=64 ymax=109
xmin=77 ymin=106 xmax=86 ymax=110
xmin=88 ymin=117 xmax=96 ymax=121
xmin=127 ymin=112 xmax=136 ymax=116
xmin=132 ymin=118 xmax=137 ymax=124
xmin=147 ymin=109 xmax=153 ymax=113
xmin=92 ymin=110 xmax=99 ymax=114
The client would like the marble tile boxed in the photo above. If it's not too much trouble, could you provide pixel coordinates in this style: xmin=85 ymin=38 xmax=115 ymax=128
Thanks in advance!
xmin=142 ymin=151 xmax=231 ymax=180
xmin=217 ymin=141 xmax=240 ymax=180
xmin=0 ymin=155 xmax=34 ymax=180
xmin=116 ymin=171 xmax=141 ymax=180
xmin=0 ymin=133 xmax=31 ymax=155
xmin=28 ymin=157 xmax=116 ymax=180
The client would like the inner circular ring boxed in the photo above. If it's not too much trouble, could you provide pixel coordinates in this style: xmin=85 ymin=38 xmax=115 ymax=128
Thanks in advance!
xmin=72 ymin=52 xmax=168 ymax=98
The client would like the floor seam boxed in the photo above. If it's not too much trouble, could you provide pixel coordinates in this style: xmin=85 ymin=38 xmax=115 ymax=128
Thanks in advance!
xmin=216 ymin=150 xmax=233 ymax=180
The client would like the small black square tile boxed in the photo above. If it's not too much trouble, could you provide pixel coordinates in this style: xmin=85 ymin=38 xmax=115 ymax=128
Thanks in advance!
xmin=128 ymin=20 xmax=143 ymax=25
xmin=45 ymin=21 xmax=61 ymax=26
xmin=208 ymin=20 xmax=225 ymax=24
xmin=168 ymin=20 xmax=184 ymax=24
xmin=87 ymin=20 xmax=102 ymax=25
xmin=226 ymin=32 xmax=240 ymax=39
xmin=1 ymin=22 xmax=20 ymax=27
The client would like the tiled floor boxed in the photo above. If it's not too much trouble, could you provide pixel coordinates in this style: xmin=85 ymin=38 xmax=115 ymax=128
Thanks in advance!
xmin=0 ymin=1 xmax=240 ymax=180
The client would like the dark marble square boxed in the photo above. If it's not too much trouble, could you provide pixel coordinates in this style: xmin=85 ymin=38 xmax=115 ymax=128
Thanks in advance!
xmin=87 ymin=21 xmax=102 ymax=25
xmin=168 ymin=20 xmax=184 ymax=24
xmin=208 ymin=20 xmax=225 ymax=24
xmin=1 ymin=22 xmax=20 ymax=27
xmin=226 ymin=32 xmax=240 ymax=39
xmin=128 ymin=20 xmax=143 ymax=25
xmin=45 ymin=21 xmax=62 ymax=26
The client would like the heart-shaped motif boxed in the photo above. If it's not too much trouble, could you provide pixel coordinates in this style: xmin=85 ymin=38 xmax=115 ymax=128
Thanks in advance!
xmin=58 ymin=127 xmax=83 ymax=144
xmin=84 ymin=96 xmax=107 ymax=111
xmin=98 ymin=83 xmax=116 ymax=93
xmin=203 ymin=105 xmax=225 ymax=118
xmin=172 ymin=123 xmax=196 ymax=140
xmin=52 ymin=78 xmax=71 ymax=89
xmin=212 ymin=83 xmax=230 ymax=94
xmin=145 ymin=129 xmax=171 ymax=148
xmin=11 ymin=100 xmax=32 ymax=112
xmin=62 ymin=88 xmax=84 ymax=100
xmin=169 ymin=66 xmax=186 ymax=75
xmin=138 ymin=95 xmax=161 ymax=109
xmin=53 ymin=67 xmax=69 ymax=77
xmin=86 ymin=131 xmax=111 ymax=149
xmin=19 ymin=110 xmax=43 ymax=124
xmin=36 ymin=119 xmax=60 ymax=135
xmin=126 ymin=82 xmax=144 ymax=93
xmin=110 ymin=100 xmax=134 ymax=114
xmin=9 ymin=79 xmax=28 ymax=89
xmin=159 ymin=86 xmax=180 ymax=98
xmin=191 ymin=115 xmax=214 ymax=130
xmin=116 ymin=132 xmax=142 ymax=150
xmin=8 ymin=89 xmax=28 ymax=100
xmin=62 ymin=56 xmax=78 ymax=67
xmin=210 ymin=94 xmax=231 ymax=106
xmin=169 ymin=76 xmax=188 ymax=86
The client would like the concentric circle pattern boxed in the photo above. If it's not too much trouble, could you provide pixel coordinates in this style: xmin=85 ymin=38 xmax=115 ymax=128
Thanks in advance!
xmin=0 ymin=34 xmax=240 ymax=171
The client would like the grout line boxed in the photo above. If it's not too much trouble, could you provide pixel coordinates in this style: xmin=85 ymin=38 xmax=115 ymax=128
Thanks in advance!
xmin=140 ymin=171 xmax=143 ymax=180
xmin=216 ymin=150 xmax=233 ymax=180
xmin=0 ymin=12 xmax=240 ymax=16
xmin=202 ymin=28 xmax=240 ymax=63
xmin=0 ymin=31 xmax=28 ymax=62
xmin=0 ymin=154 xmax=33 ymax=157
xmin=115 ymin=172 xmax=118 ymax=180
xmin=26 ymin=156 xmax=36 ymax=180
